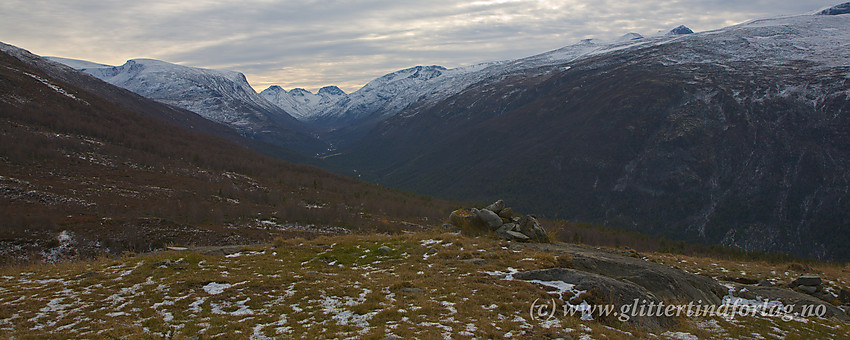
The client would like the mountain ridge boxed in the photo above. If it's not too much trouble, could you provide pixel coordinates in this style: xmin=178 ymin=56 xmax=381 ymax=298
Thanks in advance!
xmin=47 ymin=56 xmax=330 ymax=155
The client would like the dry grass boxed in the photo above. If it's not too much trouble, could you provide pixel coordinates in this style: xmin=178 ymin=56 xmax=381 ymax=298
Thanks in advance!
xmin=1 ymin=232 xmax=847 ymax=339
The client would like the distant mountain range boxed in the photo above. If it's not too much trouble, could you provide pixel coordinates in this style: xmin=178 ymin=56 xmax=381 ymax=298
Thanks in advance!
xmin=0 ymin=42 xmax=454 ymax=263
xmin=41 ymin=3 xmax=850 ymax=260
xmin=45 ymin=57 xmax=329 ymax=156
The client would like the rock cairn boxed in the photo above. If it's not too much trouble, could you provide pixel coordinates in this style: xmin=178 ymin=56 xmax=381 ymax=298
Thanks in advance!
xmin=448 ymin=200 xmax=549 ymax=242
xmin=789 ymin=275 xmax=834 ymax=301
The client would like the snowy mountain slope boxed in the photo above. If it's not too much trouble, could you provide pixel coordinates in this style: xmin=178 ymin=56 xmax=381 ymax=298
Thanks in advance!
xmin=346 ymin=12 xmax=844 ymax=125
xmin=45 ymin=56 xmax=112 ymax=70
xmin=63 ymin=59 xmax=287 ymax=127
xmin=50 ymin=57 xmax=328 ymax=154
xmin=263 ymin=26 xmax=692 ymax=130
xmin=333 ymin=10 xmax=850 ymax=260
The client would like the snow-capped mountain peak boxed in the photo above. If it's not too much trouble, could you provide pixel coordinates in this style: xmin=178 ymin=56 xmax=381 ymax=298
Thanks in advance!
xmin=48 ymin=57 xmax=306 ymax=133
xmin=667 ymin=25 xmax=694 ymax=35
xmin=259 ymin=85 xmax=350 ymax=122
xmin=317 ymin=85 xmax=346 ymax=97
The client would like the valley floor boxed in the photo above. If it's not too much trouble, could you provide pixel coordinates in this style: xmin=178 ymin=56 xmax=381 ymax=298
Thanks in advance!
xmin=1 ymin=232 xmax=847 ymax=339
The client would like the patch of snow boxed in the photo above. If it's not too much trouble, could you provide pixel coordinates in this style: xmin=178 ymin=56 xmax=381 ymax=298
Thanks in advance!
xmin=22 ymin=72 xmax=87 ymax=104
xmin=203 ymin=282 xmax=232 ymax=295
xmin=225 ymin=250 xmax=265 ymax=258
xmin=420 ymin=239 xmax=443 ymax=247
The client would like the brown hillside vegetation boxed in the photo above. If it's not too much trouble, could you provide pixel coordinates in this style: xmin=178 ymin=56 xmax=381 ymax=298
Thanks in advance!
xmin=0 ymin=49 xmax=458 ymax=264
xmin=1 ymin=231 xmax=847 ymax=338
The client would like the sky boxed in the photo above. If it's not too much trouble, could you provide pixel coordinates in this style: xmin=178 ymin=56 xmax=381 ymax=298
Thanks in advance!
xmin=0 ymin=1 xmax=840 ymax=93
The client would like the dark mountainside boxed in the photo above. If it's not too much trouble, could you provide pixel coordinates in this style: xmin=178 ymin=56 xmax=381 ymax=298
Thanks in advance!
xmin=0 ymin=48 xmax=457 ymax=264
xmin=331 ymin=15 xmax=850 ymax=261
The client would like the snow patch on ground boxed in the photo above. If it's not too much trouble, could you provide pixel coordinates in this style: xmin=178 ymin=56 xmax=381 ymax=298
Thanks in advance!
xmin=203 ymin=282 xmax=232 ymax=295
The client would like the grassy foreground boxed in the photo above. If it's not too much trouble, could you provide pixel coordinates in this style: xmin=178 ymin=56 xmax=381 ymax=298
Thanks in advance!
xmin=1 ymin=231 xmax=847 ymax=339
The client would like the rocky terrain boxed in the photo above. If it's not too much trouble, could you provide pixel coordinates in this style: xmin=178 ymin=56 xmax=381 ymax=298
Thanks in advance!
xmin=1 ymin=231 xmax=847 ymax=338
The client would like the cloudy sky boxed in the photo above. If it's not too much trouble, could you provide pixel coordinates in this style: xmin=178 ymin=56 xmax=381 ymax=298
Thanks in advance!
xmin=0 ymin=0 xmax=838 ymax=93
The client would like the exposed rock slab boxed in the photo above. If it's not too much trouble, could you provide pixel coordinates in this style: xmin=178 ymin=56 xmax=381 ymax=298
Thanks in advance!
xmin=515 ymin=268 xmax=674 ymax=331
xmin=516 ymin=242 xmax=727 ymax=305
xmin=730 ymin=284 xmax=850 ymax=322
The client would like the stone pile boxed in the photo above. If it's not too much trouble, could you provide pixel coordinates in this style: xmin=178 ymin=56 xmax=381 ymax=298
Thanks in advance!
xmin=789 ymin=275 xmax=834 ymax=301
xmin=448 ymin=200 xmax=549 ymax=242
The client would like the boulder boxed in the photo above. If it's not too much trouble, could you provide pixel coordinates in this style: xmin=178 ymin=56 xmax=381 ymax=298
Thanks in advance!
xmin=476 ymin=209 xmax=503 ymax=229
xmin=495 ymin=223 xmax=517 ymax=240
xmin=496 ymin=222 xmax=517 ymax=233
xmin=486 ymin=200 xmax=506 ymax=214
xmin=504 ymin=230 xmax=531 ymax=241
xmin=515 ymin=268 xmax=674 ymax=331
xmin=377 ymin=246 xmax=392 ymax=255
xmin=791 ymin=275 xmax=822 ymax=287
xmin=450 ymin=209 xmax=488 ymax=235
xmin=758 ymin=279 xmax=774 ymax=287
xmin=497 ymin=207 xmax=514 ymax=219
xmin=517 ymin=215 xmax=550 ymax=242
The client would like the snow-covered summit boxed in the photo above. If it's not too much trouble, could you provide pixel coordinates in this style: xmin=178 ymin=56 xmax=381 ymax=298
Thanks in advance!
xmin=51 ymin=57 xmax=296 ymax=129
xmin=45 ymin=56 xmax=112 ymax=70
xmin=318 ymin=86 xmax=346 ymax=96
xmin=667 ymin=25 xmax=694 ymax=35
xmin=259 ymin=85 xmax=350 ymax=122
xmin=261 ymin=5 xmax=850 ymax=131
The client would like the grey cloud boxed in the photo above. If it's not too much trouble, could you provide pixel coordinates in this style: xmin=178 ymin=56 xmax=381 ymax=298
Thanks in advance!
xmin=0 ymin=0 xmax=841 ymax=92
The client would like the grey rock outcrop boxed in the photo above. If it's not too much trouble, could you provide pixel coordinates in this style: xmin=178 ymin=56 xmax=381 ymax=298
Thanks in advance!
xmin=515 ymin=268 xmax=673 ymax=330
xmin=729 ymin=284 xmax=850 ymax=322
xmin=486 ymin=200 xmax=505 ymax=214
xmin=517 ymin=215 xmax=549 ymax=243
xmin=517 ymin=242 xmax=727 ymax=305
xmin=448 ymin=200 xmax=550 ymax=242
